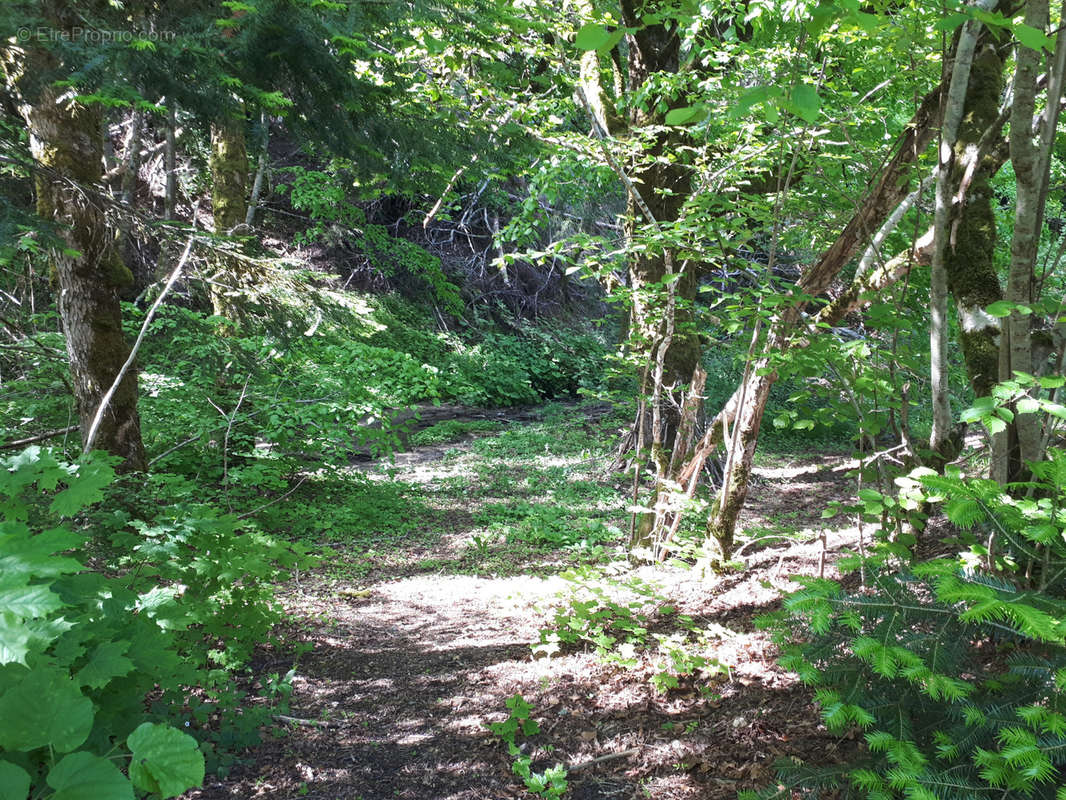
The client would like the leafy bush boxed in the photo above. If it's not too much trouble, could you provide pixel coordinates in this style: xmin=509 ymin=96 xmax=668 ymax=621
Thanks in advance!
xmin=535 ymin=567 xmax=726 ymax=693
xmin=278 ymin=166 xmax=463 ymax=314
xmin=0 ymin=447 xmax=307 ymax=798
xmin=0 ymin=449 xmax=202 ymax=798
xmin=487 ymin=694 xmax=569 ymax=799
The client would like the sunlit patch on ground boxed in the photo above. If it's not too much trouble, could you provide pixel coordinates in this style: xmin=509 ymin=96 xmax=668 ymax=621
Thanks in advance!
xmin=190 ymin=403 xmax=860 ymax=800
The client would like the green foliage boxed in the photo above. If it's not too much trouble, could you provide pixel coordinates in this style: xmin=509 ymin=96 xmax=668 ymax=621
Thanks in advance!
xmin=408 ymin=419 xmax=505 ymax=447
xmin=754 ymin=454 xmax=1066 ymax=799
xmin=0 ymin=448 xmax=205 ymax=798
xmin=535 ymin=567 xmax=725 ymax=693
xmin=487 ymin=694 xmax=569 ymax=799
xmin=961 ymin=371 xmax=1066 ymax=438
xmin=477 ymin=501 xmax=620 ymax=549
xmin=0 ymin=446 xmax=308 ymax=796
xmin=278 ymin=166 xmax=463 ymax=314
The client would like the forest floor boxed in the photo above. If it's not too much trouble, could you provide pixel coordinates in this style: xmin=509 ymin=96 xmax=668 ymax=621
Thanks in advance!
xmin=189 ymin=402 xmax=864 ymax=800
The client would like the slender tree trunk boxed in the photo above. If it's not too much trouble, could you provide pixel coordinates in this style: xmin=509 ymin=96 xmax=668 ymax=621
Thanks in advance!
xmin=121 ymin=103 xmax=144 ymax=207
xmin=929 ymin=9 xmax=988 ymax=456
xmin=209 ymin=116 xmax=248 ymax=321
xmin=5 ymin=46 xmax=147 ymax=471
xmin=696 ymin=82 xmax=945 ymax=559
xmin=164 ymin=103 xmax=177 ymax=219
xmin=996 ymin=0 xmax=1066 ymax=482
xmin=245 ymin=112 xmax=269 ymax=227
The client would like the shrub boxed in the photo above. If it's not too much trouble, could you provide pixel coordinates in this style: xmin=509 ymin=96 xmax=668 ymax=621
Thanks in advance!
xmin=0 ymin=447 xmax=307 ymax=797
xmin=752 ymin=453 xmax=1066 ymax=800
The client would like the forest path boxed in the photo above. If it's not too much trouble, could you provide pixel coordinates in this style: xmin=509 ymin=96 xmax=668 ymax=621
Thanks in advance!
xmin=190 ymin=404 xmax=861 ymax=800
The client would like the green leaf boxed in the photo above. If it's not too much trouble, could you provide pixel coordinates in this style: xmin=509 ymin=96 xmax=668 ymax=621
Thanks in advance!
xmin=600 ymin=28 xmax=625 ymax=52
xmin=574 ymin=24 xmax=611 ymax=51
xmin=0 ymin=584 xmax=63 ymax=618
xmin=0 ymin=761 xmax=30 ymax=800
xmin=1016 ymin=396 xmax=1040 ymax=414
xmin=730 ymin=86 xmax=770 ymax=117
xmin=1015 ymin=22 xmax=1054 ymax=51
xmin=985 ymin=300 xmax=1014 ymax=318
xmin=49 ymin=460 xmax=113 ymax=516
xmin=0 ymin=667 xmax=94 ymax=752
xmin=934 ymin=12 xmax=968 ymax=30
xmin=0 ymin=613 xmax=33 ymax=665
xmin=790 ymin=85 xmax=820 ymax=123
xmin=664 ymin=106 xmax=705 ymax=125
xmin=76 ymin=641 xmax=135 ymax=689
xmin=127 ymin=723 xmax=206 ymax=799
xmin=47 ymin=751 xmax=133 ymax=800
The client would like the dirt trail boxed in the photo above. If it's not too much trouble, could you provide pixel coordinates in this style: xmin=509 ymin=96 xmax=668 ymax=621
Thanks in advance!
xmin=190 ymin=414 xmax=860 ymax=800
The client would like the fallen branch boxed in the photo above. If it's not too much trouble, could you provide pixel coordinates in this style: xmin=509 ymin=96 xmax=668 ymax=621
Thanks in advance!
xmin=0 ymin=425 xmax=79 ymax=450
xmin=567 ymin=747 xmax=641 ymax=773
xmin=272 ymin=714 xmax=338 ymax=729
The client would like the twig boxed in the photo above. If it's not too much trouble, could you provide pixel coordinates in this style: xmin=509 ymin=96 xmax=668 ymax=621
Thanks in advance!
xmin=272 ymin=714 xmax=338 ymax=729
xmin=567 ymin=747 xmax=641 ymax=772
xmin=237 ymin=475 xmax=309 ymax=519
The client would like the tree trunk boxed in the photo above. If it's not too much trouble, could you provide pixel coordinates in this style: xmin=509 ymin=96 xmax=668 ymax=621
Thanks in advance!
xmin=209 ymin=116 xmax=248 ymax=321
xmin=696 ymin=82 xmax=945 ymax=559
xmin=929 ymin=0 xmax=999 ymax=457
xmin=121 ymin=103 xmax=144 ymax=207
xmin=164 ymin=103 xmax=177 ymax=219
xmin=245 ymin=113 xmax=270 ymax=227
xmin=946 ymin=44 xmax=1006 ymax=402
xmin=6 ymin=46 xmax=147 ymax=471
xmin=996 ymin=0 xmax=1066 ymax=482
xmin=617 ymin=2 xmax=703 ymax=457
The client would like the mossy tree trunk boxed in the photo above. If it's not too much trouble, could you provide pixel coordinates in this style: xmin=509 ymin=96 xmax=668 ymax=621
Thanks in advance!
xmin=618 ymin=1 xmax=703 ymax=459
xmin=929 ymin=8 xmax=998 ymax=462
xmin=6 ymin=38 xmax=146 ymax=471
xmin=209 ymin=116 xmax=248 ymax=321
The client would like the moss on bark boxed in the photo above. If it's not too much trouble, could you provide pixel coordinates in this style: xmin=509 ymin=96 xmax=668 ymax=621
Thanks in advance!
xmin=11 ymin=43 xmax=146 ymax=471
xmin=945 ymin=44 xmax=1005 ymax=400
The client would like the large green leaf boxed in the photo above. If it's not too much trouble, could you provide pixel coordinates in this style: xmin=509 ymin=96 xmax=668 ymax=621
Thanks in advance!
xmin=789 ymin=85 xmax=820 ymax=123
xmin=574 ymin=23 xmax=611 ymax=51
xmin=76 ymin=641 xmax=135 ymax=689
xmin=0 ymin=613 xmax=33 ymax=665
xmin=0 ymin=760 xmax=30 ymax=800
xmin=46 ymin=751 xmax=133 ymax=800
xmin=127 ymin=723 xmax=206 ymax=799
xmin=49 ymin=460 xmax=113 ymax=516
xmin=0 ymin=667 xmax=93 ymax=752
xmin=664 ymin=106 xmax=706 ymax=125
xmin=0 ymin=584 xmax=63 ymax=618
xmin=1014 ymin=22 xmax=1054 ymax=52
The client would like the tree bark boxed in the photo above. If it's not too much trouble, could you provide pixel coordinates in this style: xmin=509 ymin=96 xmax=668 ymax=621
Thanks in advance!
xmin=164 ymin=103 xmax=177 ymax=219
xmin=209 ymin=116 xmax=248 ymax=321
xmin=929 ymin=2 xmax=993 ymax=456
xmin=4 ymin=41 xmax=147 ymax=471
xmin=694 ymin=81 xmax=945 ymax=558
xmin=996 ymin=0 xmax=1066 ymax=482
xmin=616 ymin=1 xmax=703 ymax=456
xmin=946 ymin=45 xmax=1007 ymax=402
